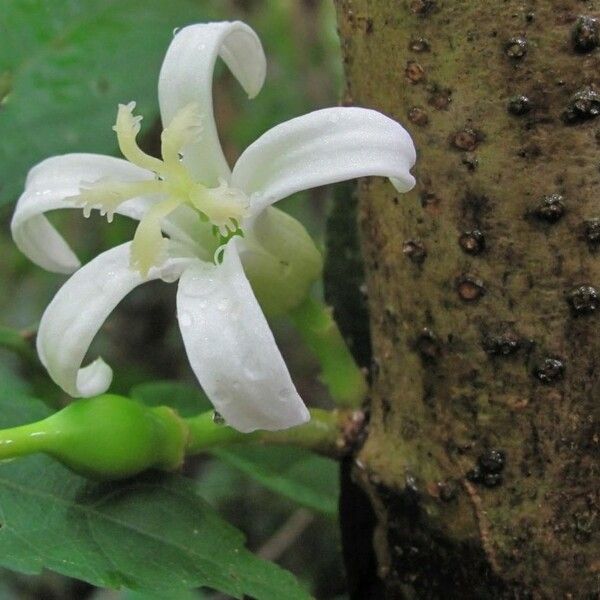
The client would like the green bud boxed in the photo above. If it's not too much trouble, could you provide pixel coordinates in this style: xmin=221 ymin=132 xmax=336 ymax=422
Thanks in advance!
xmin=242 ymin=207 xmax=323 ymax=316
xmin=0 ymin=395 xmax=187 ymax=480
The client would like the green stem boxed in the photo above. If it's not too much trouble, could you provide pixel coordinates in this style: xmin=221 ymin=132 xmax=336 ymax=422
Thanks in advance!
xmin=0 ymin=420 xmax=57 ymax=459
xmin=0 ymin=325 xmax=36 ymax=363
xmin=289 ymin=297 xmax=368 ymax=408
xmin=185 ymin=407 xmax=354 ymax=458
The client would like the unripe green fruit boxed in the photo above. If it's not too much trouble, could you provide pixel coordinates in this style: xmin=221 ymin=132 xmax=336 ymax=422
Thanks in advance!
xmin=3 ymin=395 xmax=187 ymax=480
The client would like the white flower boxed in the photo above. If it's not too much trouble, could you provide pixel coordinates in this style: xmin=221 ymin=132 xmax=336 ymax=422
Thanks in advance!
xmin=10 ymin=22 xmax=416 ymax=432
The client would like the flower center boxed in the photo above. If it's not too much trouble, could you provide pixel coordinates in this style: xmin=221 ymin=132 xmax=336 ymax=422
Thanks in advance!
xmin=67 ymin=101 xmax=248 ymax=276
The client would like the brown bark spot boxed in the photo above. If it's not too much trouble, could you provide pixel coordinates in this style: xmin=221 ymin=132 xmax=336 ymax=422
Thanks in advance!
xmin=505 ymin=36 xmax=528 ymax=59
xmin=403 ymin=239 xmax=427 ymax=263
xmin=452 ymin=129 xmax=477 ymax=151
xmin=571 ymin=16 xmax=599 ymax=53
xmin=427 ymin=85 xmax=452 ymax=110
xmin=409 ymin=0 xmax=436 ymax=16
xmin=456 ymin=275 xmax=486 ymax=302
xmin=459 ymin=230 xmax=486 ymax=254
xmin=409 ymin=37 xmax=431 ymax=52
xmin=507 ymin=95 xmax=533 ymax=116
xmin=530 ymin=194 xmax=565 ymax=224
xmin=566 ymin=284 xmax=599 ymax=316
xmin=408 ymin=106 xmax=429 ymax=126
xmin=533 ymin=357 xmax=565 ymax=383
xmin=405 ymin=60 xmax=425 ymax=83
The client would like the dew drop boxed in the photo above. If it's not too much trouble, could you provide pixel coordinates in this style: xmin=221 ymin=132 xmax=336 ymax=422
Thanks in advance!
xmin=243 ymin=366 xmax=261 ymax=382
xmin=277 ymin=388 xmax=291 ymax=403
xmin=178 ymin=310 xmax=192 ymax=328
xmin=184 ymin=271 xmax=217 ymax=297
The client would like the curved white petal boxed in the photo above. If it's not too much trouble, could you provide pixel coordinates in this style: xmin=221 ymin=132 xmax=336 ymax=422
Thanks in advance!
xmin=11 ymin=154 xmax=199 ymax=273
xmin=176 ymin=240 xmax=309 ymax=433
xmin=158 ymin=22 xmax=266 ymax=186
xmin=37 ymin=242 xmax=192 ymax=398
xmin=231 ymin=107 xmax=417 ymax=216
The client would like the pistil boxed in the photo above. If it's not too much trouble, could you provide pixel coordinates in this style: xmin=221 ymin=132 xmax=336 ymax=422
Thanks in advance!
xmin=67 ymin=102 xmax=249 ymax=277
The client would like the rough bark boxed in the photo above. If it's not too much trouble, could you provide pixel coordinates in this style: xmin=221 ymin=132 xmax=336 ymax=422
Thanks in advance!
xmin=334 ymin=1 xmax=600 ymax=597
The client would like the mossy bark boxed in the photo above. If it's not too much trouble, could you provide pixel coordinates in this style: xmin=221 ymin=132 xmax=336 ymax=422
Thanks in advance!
xmin=334 ymin=1 xmax=600 ymax=597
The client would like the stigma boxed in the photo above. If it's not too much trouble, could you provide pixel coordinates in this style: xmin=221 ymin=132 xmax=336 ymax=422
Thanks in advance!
xmin=67 ymin=101 xmax=248 ymax=276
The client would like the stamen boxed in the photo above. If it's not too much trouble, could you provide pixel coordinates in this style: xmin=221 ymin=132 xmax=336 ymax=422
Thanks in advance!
xmin=67 ymin=179 xmax=164 ymax=222
xmin=189 ymin=179 xmax=248 ymax=237
xmin=130 ymin=196 xmax=185 ymax=277
xmin=161 ymin=103 xmax=203 ymax=170
xmin=113 ymin=102 xmax=165 ymax=175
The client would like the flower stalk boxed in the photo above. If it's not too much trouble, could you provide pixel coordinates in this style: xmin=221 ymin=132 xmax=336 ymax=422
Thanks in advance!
xmin=185 ymin=407 xmax=359 ymax=457
xmin=0 ymin=325 xmax=36 ymax=364
xmin=290 ymin=297 xmax=368 ymax=408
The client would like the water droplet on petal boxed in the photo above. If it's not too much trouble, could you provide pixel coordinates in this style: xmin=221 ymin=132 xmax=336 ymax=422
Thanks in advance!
xmin=178 ymin=310 xmax=193 ymax=328
xmin=243 ymin=365 xmax=261 ymax=382
xmin=277 ymin=388 xmax=292 ymax=403
xmin=184 ymin=269 xmax=217 ymax=297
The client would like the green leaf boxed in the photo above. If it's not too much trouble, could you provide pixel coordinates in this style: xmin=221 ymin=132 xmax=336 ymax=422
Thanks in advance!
xmin=0 ymin=0 xmax=219 ymax=204
xmin=118 ymin=589 xmax=207 ymax=600
xmin=212 ymin=445 xmax=339 ymax=517
xmin=130 ymin=380 xmax=211 ymax=417
xmin=117 ymin=589 xmax=208 ymax=600
xmin=0 ymin=382 xmax=310 ymax=599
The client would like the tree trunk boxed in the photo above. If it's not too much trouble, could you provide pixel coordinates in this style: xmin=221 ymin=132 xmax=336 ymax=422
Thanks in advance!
xmin=333 ymin=1 xmax=600 ymax=597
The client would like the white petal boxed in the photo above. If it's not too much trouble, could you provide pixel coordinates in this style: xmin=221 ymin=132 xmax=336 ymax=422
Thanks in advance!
xmin=176 ymin=240 xmax=309 ymax=433
xmin=11 ymin=154 xmax=199 ymax=273
xmin=158 ymin=22 xmax=266 ymax=186
xmin=37 ymin=242 xmax=192 ymax=398
xmin=231 ymin=107 xmax=416 ymax=216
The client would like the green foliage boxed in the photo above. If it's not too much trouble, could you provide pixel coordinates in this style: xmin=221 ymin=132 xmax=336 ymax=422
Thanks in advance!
xmin=0 ymin=375 xmax=310 ymax=599
xmin=213 ymin=445 xmax=339 ymax=517
xmin=0 ymin=0 xmax=219 ymax=204
xmin=0 ymin=326 xmax=33 ymax=361
xmin=117 ymin=590 xmax=207 ymax=600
